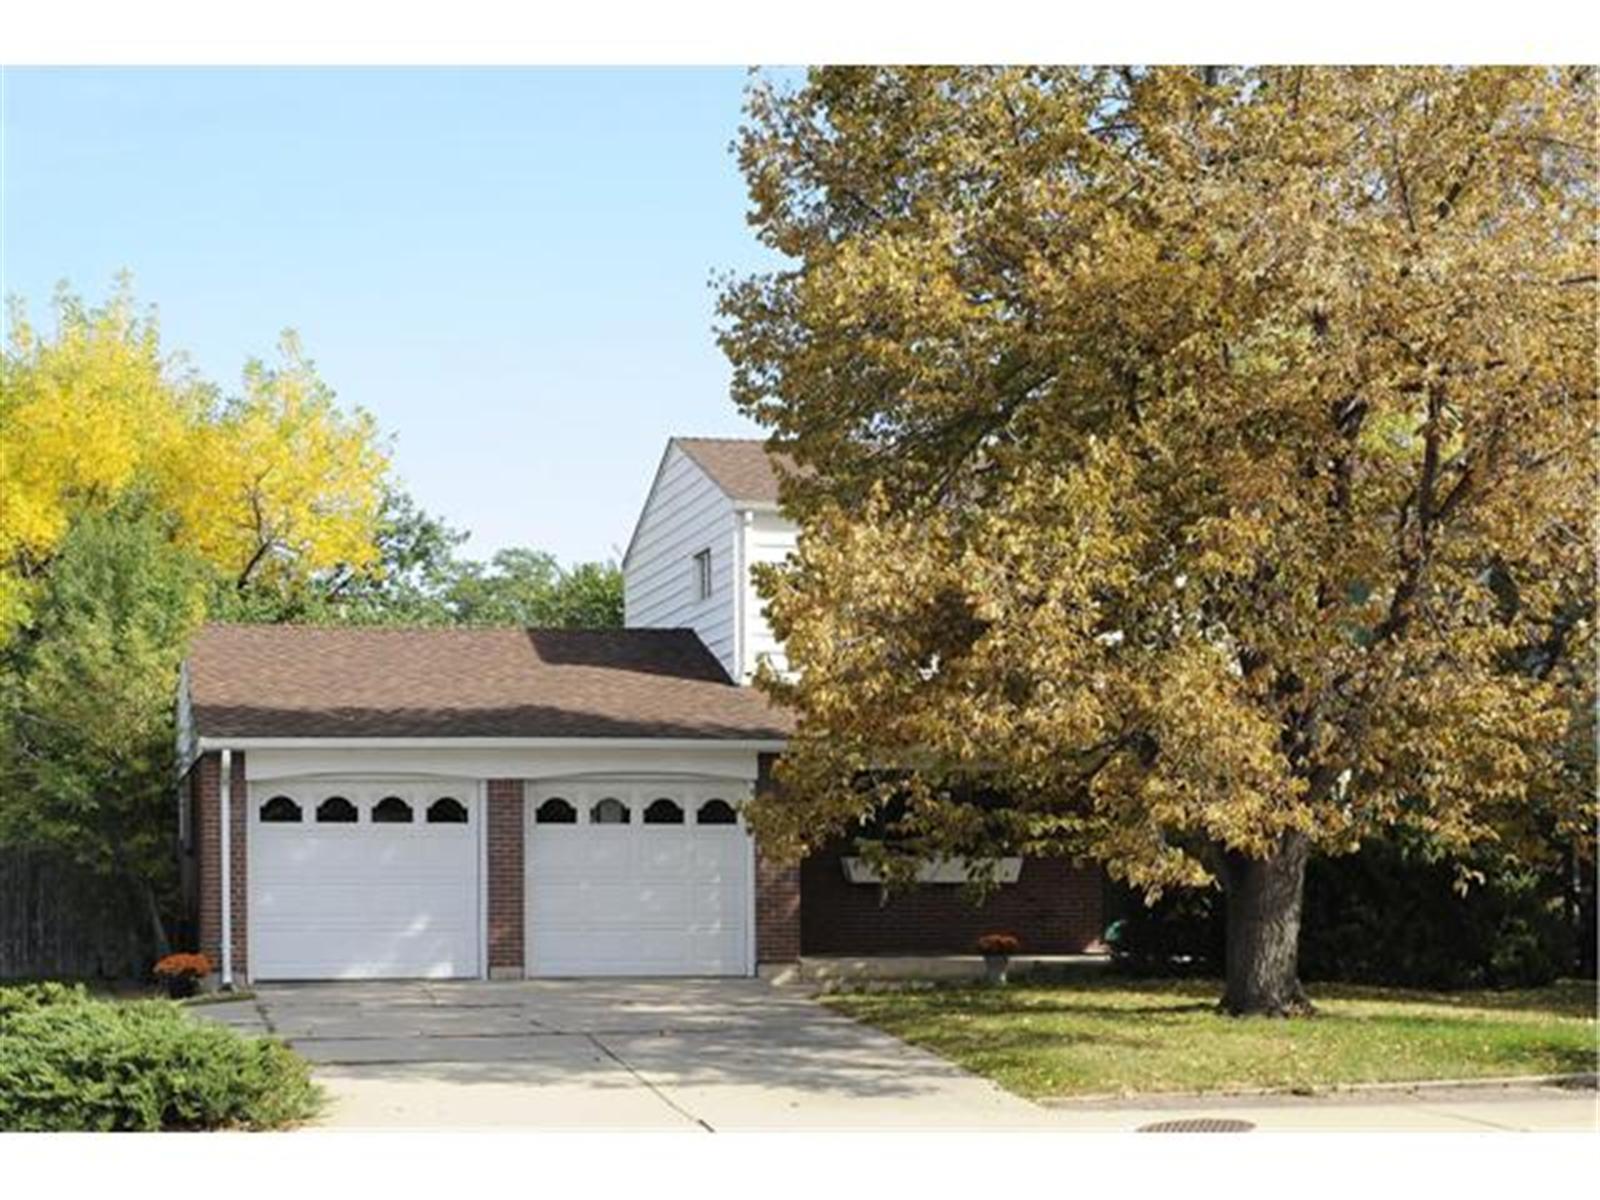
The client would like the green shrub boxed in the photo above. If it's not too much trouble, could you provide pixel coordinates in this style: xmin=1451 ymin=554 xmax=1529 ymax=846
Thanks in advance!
xmin=0 ymin=981 xmax=88 ymax=1018
xmin=1299 ymin=840 xmax=1576 ymax=990
xmin=1103 ymin=838 xmax=1583 ymax=990
xmin=0 ymin=983 xmax=321 ymax=1131
xmin=1104 ymin=887 xmax=1225 ymax=977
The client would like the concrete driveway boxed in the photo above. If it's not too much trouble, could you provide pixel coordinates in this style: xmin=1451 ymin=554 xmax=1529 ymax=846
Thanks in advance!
xmin=197 ymin=981 xmax=1597 ymax=1132
xmin=211 ymin=979 xmax=1052 ymax=1130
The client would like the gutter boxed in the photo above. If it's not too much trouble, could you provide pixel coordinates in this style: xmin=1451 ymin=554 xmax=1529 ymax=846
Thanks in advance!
xmin=195 ymin=736 xmax=789 ymax=753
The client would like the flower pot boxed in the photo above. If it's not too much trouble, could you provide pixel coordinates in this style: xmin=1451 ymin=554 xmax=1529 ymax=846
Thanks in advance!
xmin=983 ymin=953 xmax=1010 ymax=985
xmin=162 ymin=974 xmax=200 ymax=1000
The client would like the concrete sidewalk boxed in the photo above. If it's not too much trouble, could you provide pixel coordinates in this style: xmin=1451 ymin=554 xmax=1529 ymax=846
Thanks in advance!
xmin=1041 ymin=1082 xmax=1599 ymax=1132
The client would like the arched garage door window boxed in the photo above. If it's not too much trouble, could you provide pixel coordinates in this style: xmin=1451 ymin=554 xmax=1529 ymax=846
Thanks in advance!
xmin=316 ymin=796 xmax=358 ymax=823
xmin=535 ymin=797 xmax=576 ymax=824
xmin=590 ymin=798 xmax=630 ymax=825
xmin=427 ymin=797 xmax=469 ymax=824
xmin=643 ymin=798 xmax=684 ymax=825
xmin=696 ymin=799 xmax=737 ymax=826
xmin=372 ymin=796 xmax=414 ymax=824
xmin=260 ymin=795 xmax=302 ymax=823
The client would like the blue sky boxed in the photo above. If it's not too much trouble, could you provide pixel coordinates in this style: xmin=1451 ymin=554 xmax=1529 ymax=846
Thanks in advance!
xmin=0 ymin=67 xmax=786 ymax=563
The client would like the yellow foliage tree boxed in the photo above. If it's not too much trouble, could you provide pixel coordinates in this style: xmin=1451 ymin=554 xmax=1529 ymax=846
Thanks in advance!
xmin=0 ymin=282 xmax=389 ymax=636
xmin=719 ymin=67 xmax=1597 ymax=1015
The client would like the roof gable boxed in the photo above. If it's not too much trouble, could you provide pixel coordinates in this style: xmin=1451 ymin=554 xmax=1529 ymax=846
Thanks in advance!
xmin=671 ymin=437 xmax=794 ymax=506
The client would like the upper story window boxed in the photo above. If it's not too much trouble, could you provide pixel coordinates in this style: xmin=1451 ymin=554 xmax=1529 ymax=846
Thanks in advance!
xmin=693 ymin=547 xmax=712 ymax=601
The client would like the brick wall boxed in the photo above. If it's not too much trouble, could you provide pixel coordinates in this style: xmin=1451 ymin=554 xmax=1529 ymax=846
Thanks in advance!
xmin=755 ymin=850 xmax=802 ymax=963
xmin=753 ymin=752 xmax=800 ymax=963
xmin=800 ymin=844 xmax=1105 ymax=955
xmin=486 ymin=779 xmax=525 ymax=976
xmin=193 ymin=750 xmax=248 ymax=977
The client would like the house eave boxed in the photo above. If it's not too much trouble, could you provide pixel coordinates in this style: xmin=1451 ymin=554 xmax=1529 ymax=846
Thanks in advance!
xmin=621 ymin=440 xmax=683 ymax=571
xmin=194 ymin=735 xmax=789 ymax=753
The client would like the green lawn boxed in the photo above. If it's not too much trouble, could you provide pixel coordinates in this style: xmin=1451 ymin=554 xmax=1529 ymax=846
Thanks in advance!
xmin=824 ymin=977 xmax=1599 ymax=1099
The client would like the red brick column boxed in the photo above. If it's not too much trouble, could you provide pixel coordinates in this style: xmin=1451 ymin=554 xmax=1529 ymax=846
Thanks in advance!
xmin=194 ymin=750 xmax=248 ymax=980
xmin=486 ymin=779 xmax=525 ymax=978
xmin=754 ymin=752 xmax=800 ymax=965
xmin=229 ymin=751 xmax=248 ymax=978
xmin=755 ymin=851 xmax=802 ymax=964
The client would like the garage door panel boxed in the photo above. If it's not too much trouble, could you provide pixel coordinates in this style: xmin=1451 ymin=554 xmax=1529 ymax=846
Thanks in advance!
xmin=528 ymin=782 xmax=751 ymax=977
xmin=635 ymin=883 xmax=694 ymax=921
xmin=544 ymin=836 xmax=630 ymax=875
xmin=257 ymin=940 xmax=472 ymax=981
xmin=250 ymin=780 xmax=480 ymax=982
xmin=690 ymin=882 xmax=744 ymax=916
xmin=639 ymin=838 xmax=692 ymax=872
xmin=540 ymin=882 xmax=640 ymax=921
xmin=535 ymin=931 xmax=667 ymax=971
xmin=692 ymin=836 xmax=747 ymax=869
xmin=255 ymin=888 xmax=476 ymax=926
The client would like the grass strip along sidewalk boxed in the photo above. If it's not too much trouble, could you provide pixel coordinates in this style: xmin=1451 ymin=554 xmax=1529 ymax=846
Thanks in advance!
xmin=824 ymin=977 xmax=1598 ymax=1099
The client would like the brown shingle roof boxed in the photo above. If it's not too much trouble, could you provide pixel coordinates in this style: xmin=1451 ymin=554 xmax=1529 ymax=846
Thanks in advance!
xmin=186 ymin=624 xmax=793 ymax=741
xmin=674 ymin=437 xmax=795 ymax=505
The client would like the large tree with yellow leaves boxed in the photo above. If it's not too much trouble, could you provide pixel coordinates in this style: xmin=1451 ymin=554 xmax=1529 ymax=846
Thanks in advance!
xmin=0 ymin=282 xmax=389 ymax=639
xmin=0 ymin=282 xmax=391 ymax=952
xmin=719 ymin=67 xmax=1596 ymax=1014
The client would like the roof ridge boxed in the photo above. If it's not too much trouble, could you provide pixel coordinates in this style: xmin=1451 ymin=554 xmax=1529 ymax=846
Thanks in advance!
xmin=197 ymin=622 xmax=692 ymax=636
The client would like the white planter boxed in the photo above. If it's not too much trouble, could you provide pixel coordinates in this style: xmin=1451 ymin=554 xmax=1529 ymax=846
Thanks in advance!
xmin=840 ymin=856 xmax=1023 ymax=885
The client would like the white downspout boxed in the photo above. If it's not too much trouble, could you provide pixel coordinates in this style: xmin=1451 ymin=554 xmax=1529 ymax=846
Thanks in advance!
xmin=219 ymin=748 xmax=233 ymax=989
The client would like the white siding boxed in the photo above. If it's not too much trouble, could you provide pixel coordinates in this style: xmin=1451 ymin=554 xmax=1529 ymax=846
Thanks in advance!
xmin=624 ymin=444 xmax=738 ymax=677
xmin=740 ymin=510 xmax=798 ymax=683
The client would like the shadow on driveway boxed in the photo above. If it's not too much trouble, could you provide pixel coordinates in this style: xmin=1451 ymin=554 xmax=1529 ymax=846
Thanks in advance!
xmin=241 ymin=978 xmax=1049 ymax=1128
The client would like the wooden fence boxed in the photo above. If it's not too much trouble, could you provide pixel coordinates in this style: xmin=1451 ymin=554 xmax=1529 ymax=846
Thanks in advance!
xmin=0 ymin=848 xmax=155 ymax=980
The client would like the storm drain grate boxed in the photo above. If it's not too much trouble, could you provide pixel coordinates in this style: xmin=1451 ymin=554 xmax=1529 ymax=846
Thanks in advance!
xmin=1136 ymin=1117 xmax=1256 ymax=1133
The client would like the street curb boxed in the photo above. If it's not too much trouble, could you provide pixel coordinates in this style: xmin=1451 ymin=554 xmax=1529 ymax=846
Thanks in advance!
xmin=1034 ymin=1072 xmax=1599 ymax=1107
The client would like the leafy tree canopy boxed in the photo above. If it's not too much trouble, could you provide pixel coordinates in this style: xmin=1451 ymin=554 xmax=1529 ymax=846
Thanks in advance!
xmin=217 ymin=492 xmax=624 ymax=629
xmin=1 ymin=279 xmax=621 ymax=958
xmin=1 ymin=279 xmax=389 ymax=639
xmin=719 ymin=66 xmax=1596 ymax=1012
xmin=0 ymin=503 xmax=208 ymax=952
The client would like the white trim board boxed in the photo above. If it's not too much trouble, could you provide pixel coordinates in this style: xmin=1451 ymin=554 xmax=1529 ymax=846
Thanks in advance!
xmin=238 ymin=744 xmax=770 ymax=785
xmin=200 ymin=737 xmax=785 ymax=753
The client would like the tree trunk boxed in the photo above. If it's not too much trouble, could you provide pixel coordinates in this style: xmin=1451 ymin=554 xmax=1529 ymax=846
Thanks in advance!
xmin=1219 ymin=832 xmax=1313 ymax=1016
xmin=130 ymin=873 xmax=172 ymax=962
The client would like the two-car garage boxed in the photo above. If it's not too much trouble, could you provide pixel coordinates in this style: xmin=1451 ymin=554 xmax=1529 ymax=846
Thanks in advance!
xmin=184 ymin=625 xmax=792 ymax=985
xmin=247 ymin=776 xmax=755 ymax=981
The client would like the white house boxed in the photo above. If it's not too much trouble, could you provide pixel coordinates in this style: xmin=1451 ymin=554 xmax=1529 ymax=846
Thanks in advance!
xmin=622 ymin=437 xmax=798 ymax=684
xmin=175 ymin=435 xmax=1102 ymax=986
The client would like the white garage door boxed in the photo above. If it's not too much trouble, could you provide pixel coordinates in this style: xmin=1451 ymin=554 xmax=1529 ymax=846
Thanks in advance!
xmin=526 ymin=781 xmax=753 ymax=977
xmin=249 ymin=780 xmax=480 ymax=981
